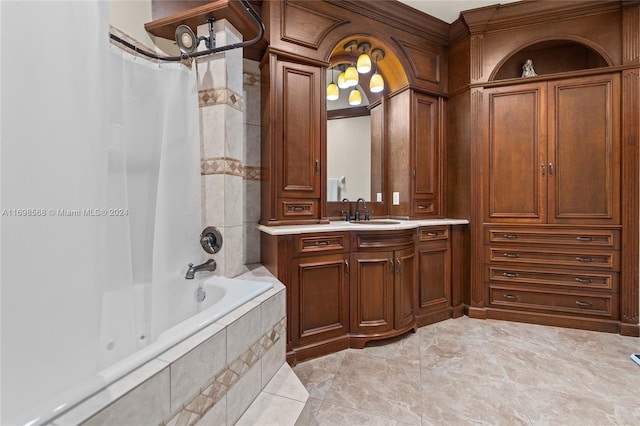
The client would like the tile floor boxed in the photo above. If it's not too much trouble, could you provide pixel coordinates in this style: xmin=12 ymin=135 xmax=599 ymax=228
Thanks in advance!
xmin=292 ymin=317 xmax=640 ymax=425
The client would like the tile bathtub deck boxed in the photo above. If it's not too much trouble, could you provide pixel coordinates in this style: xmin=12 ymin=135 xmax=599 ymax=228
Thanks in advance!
xmin=292 ymin=317 xmax=640 ymax=425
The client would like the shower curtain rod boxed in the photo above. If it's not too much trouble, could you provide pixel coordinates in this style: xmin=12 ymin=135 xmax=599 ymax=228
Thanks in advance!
xmin=109 ymin=0 xmax=264 ymax=62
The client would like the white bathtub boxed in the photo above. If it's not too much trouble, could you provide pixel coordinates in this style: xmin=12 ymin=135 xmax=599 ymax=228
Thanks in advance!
xmin=19 ymin=276 xmax=274 ymax=426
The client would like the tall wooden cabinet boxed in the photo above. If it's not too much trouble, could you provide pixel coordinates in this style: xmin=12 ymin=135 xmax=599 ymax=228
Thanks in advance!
xmin=484 ymin=74 xmax=620 ymax=225
xmin=261 ymin=52 xmax=325 ymax=225
xmin=449 ymin=0 xmax=639 ymax=336
xmin=388 ymin=90 xmax=445 ymax=218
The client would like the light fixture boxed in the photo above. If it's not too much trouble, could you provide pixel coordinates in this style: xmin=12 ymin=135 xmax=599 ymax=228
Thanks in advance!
xmin=348 ymin=88 xmax=362 ymax=106
xmin=175 ymin=17 xmax=216 ymax=55
xmin=356 ymin=42 xmax=372 ymax=73
xmin=327 ymin=40 xmax=386 ymax=103
xmin=343 ymin=40 xmax=359 ymax=87
xmin=337 ymin=69 xmax=349 ymax=89
xmin=344 ymin=65 xmax=359 ymax=87
xmin=326 ymin=68 xmax=339 ymax=101
xmin=369 ymin=48 xmax=385 ymax=93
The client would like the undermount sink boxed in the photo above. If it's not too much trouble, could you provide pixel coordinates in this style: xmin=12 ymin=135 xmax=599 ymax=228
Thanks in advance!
xmin=350 ymin=220 xmax=401 ymax=225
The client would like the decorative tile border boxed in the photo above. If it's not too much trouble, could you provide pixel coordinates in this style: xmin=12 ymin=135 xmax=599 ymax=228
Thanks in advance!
xmin=243 ymin=73 xmax=260 ymax=87
xmin=201 ymin=158 xmax=262 ymax=180
xmin=244 ymin=166 xmax=262 ymax=181
xmin=163 ymin=318 xmax=286 ymax=425
xmin=199 ymin=88 xmax=244 ymax=111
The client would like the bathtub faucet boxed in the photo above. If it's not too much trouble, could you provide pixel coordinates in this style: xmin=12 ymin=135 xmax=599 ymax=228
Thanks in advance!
xmin=185 ymin=259 xmax=217 ymax=279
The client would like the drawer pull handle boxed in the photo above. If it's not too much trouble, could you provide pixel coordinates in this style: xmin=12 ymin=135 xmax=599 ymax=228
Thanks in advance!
xmin=427 ymin=232 xmax=437 ymax=237
xmin=576 ymin=236 xmax=594 ymax=242
xmin=574 ymin=277 xmax=594 ymax=284
xmin=503 ymin=272 xmax=519 ymax=278
xmin=291 ymin=206 xmax=305 ymax=212
xmin=314 ymin=241 xmax=330 ymax=246
xmin=345 ymin=260 xmax=350 ymax=276
xmin=576 ymin=256 xmax=594 ymax=263
xmin=503 ymin=234 xmax=518 ymax=239
xmin=575 ymin=300 xmax=592 ymax=308
xmin=418 ymin=205 xmax=428 ymax=209
xmin=503 ymin=294 xmax=518 ymax=301
xmin=502 ymin=252 xmax=520 ymax=258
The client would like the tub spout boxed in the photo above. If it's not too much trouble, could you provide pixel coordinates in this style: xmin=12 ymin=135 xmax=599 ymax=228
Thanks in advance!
xmin=185 ymin=259 xmax=216 ymax=279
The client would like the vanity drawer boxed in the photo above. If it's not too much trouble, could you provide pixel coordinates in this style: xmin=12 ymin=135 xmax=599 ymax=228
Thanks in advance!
xmin=485 ymin=246 xmax=619 ymax=270
xmin=355 ymin=229 xmax=415 ymax=250
xmin=296 ymin=233 xmax=349 ymax=255
xmin=418 ymin=226 xmax=449 ymax=242
xmin=485 ymin=265 xmax=618 ymax=291
xmin=489 ymin=285 xmax=616 ymax=318
xmin=278 ymin=199 xmax=318 ymax=220
xmin=413 ymin=200 xmax=436 ymax=216
xmin=485 ymin=227 xmax=620 ymax=249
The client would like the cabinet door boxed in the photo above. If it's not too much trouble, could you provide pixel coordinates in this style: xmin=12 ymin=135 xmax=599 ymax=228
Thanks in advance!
xmin=417 ymin=240 xmax=451 ymax=316
xmin=548 ymin=74 xmax=620 ymax=224
xmin=412 ymin=93 xmax=442 ymax=216
xmin=395 ymin=246 xmax=417 ymax=329
xmin=275 ymin=59 xmax=322 ymax=200
xmin=350 ymin=251 xmax=394 ymax=334
xmin=292 ymin=253 xmax=349 ymax=347
xmin=484 ymin=83 xmax=547 ymax=223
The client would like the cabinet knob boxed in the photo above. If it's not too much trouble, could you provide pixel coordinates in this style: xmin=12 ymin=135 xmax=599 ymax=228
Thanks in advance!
xmin=345 ymin=259 xmax=350 ymax=276
xmin=389 ymin=258 xmax=394 ymax=274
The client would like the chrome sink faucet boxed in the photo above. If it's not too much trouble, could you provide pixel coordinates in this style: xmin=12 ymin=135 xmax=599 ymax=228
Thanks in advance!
xmin=185 ymin=259 xmax=216 ymax=279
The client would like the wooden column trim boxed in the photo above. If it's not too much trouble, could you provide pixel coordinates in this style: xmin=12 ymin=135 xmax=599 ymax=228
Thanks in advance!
xmin=468 ymin=87 xmax=486 ymax=318
xmin=620 ymin=68 xmax=640 ymax=336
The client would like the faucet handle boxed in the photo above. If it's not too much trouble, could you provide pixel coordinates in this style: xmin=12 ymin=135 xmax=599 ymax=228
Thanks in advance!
xmin=364 ymin=209 xmax=374 ymax=221
xmin=340 ymin=210 xmax=351 ymax=222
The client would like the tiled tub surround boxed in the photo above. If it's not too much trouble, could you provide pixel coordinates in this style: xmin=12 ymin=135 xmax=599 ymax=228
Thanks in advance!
xmin=49 ymin=266 xmax=306 ymax=426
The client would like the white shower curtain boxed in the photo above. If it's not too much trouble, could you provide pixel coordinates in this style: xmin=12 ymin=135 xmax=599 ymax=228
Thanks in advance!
xmin=1 ymin=1 xmax=201 ymax=424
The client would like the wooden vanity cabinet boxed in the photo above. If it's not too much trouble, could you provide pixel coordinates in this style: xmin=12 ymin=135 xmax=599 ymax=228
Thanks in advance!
xmin=349 ymin=230 xmax=417 ymax=348
xmin=416 ymin=226 xmax=452 ymax=325
xmin=289 ymin=233 xmax=351 ymax=361
xmin=262 ymin=223 xmax=466 ymax=364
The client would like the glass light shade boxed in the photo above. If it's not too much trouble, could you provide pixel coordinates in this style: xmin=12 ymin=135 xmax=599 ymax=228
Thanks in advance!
xmin=348 ymin=88 xmax=362 ymax=106
xmin=326 ymin=82 xmax=339 ymax=101
xmin=337 ymin=71 xmax=349 ymax=89
xmin=344 ymin=66 xmax=359 ymax=87
xmin=370 ymin=72 xmax=384 ymax=93
xmin=356 ymin=53 xmax=372 ymax=73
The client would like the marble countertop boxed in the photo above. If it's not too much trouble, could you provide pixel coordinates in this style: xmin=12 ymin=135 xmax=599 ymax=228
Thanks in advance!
xmin=258 ymin=218 xmax=469 ymax=235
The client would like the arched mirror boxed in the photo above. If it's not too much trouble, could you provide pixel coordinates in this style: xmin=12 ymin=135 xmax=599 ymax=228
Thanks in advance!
xmin=325 ymin=38 xmax=387 ymax=205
